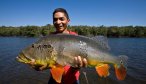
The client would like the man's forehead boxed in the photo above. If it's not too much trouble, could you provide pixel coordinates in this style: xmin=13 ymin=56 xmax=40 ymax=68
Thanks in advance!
xmin=54 ymin=12 xmax=65 ymax=17
xmin=53 ymin=17 xmax=65 ymax=19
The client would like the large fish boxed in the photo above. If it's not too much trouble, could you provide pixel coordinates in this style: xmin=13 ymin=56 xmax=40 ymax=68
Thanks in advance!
xmin=16 ymin=34 xmax=128 ymax=83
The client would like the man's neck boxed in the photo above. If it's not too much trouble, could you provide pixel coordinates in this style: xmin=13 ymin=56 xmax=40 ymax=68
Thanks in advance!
xmin=55 ymin=29 xmax=69 ymax=34
xmin=62 ymin=29 xmax=69 ymax=34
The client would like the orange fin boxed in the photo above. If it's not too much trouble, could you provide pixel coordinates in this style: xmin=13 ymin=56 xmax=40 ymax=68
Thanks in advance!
xmin=50 ymin=66 xmax=64 ymax=83
xmin=95 ymin=64 xmax=110 ymax=77
xmin=115 ymin=65 xmax=126 ymax=80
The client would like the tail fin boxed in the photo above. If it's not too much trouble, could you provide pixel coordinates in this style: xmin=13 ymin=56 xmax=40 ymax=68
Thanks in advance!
xmin=115 ymin=55 xmax=128 ymax=80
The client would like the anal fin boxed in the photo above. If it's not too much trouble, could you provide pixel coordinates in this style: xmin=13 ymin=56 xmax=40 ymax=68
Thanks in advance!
xmin=95 ymin=64 xmax=110 ymax=77
xmin=50 ymin=66 xmax=64 ymax=83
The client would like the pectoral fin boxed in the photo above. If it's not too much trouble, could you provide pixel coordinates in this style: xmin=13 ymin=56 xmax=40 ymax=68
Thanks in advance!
xmin=95 ymin=64 xmax=110 ymax=77
xmin=115 ymin=64 xmax=126 ymax=80
xmin=50 ymin=66 xmax=64 ymax=83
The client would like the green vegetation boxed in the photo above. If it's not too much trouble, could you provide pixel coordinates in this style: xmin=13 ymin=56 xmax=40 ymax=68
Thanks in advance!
xmin=0 ymin=25 xmax=146 ymax=37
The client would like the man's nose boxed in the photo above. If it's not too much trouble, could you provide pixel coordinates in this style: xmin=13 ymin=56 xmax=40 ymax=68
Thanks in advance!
xmin=56 ymin=19 xmax=61 ymax=24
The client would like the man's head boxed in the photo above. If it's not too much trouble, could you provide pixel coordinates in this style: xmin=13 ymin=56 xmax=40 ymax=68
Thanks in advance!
xmin=53 ymin=8 xmax=70 ymax=33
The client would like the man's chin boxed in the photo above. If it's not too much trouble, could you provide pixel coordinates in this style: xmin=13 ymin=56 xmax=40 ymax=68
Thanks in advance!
xmin=56 ymin=30 xmax=64 ymax=33
xmin=57 ymin=28 xmax=65 ymax=32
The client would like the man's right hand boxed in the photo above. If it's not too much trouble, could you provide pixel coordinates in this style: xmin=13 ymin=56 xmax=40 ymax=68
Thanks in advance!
xmin=28 ymin=59 xmax=48 ymax=71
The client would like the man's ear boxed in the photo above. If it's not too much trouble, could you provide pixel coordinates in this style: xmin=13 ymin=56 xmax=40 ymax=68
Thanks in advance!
xmin=67 ymin=19 xmax=70 ymax=23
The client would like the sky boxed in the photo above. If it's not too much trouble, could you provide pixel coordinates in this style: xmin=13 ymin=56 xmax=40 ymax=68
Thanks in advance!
xmin=0 ymin=0 xmax=146 ymax=27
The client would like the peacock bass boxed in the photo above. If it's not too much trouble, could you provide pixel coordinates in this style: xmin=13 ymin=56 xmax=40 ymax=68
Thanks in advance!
xmin=16 ymin=34 xmax=128 ymax=83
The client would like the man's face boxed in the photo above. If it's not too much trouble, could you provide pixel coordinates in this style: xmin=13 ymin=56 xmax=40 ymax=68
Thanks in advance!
xmin=53 ymin=12 xmax=70 ymax=33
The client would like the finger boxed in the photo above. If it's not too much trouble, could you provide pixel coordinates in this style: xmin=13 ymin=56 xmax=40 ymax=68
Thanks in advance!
xmin=28 ymin=59 xmax=35 ymax=65
xmin=74 ymin=57 xmax=78 ymax=67
xmin=77 ymin=56 xmax=83 ymax=68
xmin=39 ymin=63 xmax=48 ymax=71
xmin=82 ymin=58 xmax=88 ymax=67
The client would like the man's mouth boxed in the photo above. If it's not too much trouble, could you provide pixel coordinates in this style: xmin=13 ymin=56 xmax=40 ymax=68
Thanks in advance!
xmin=57 ymin=25 xmax=63 ymax=28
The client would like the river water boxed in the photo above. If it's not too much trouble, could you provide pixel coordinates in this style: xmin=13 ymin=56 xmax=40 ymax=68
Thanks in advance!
xmin=0 ymin=37 xmax=146 ymax=84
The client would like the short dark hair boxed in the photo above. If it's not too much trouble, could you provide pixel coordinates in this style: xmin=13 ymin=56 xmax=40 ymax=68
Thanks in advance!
xmin=53 ymin=8 xmax=69 ymax=20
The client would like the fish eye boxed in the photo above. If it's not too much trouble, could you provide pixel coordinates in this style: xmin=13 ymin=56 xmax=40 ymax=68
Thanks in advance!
xmin=32 ymin=44 xmax=35 ymax=48
xmin=120 ymin=60 xmax=123 ymax=64
xmin=47 ymin=44 xmax=52 ymax=48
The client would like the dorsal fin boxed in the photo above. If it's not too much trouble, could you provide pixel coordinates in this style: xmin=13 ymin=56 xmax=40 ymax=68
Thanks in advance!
xmin=91 ymin=35 xmax=110 ymax=50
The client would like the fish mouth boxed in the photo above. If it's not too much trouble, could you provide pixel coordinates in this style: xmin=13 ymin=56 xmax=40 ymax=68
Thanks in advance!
xmin=16 ymin=51 xmax=32 ymax=63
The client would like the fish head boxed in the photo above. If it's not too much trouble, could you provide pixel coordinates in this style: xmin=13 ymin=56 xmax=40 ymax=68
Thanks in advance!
xmin=16 ymin=45 xmax=36 ymax=64
xmin=16 ymin=42 xmax=58 ymax=68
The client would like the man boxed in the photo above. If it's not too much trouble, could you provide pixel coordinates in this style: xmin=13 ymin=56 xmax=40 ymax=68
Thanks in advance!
xmin=30 ymin=8 xmax=87 ymax=84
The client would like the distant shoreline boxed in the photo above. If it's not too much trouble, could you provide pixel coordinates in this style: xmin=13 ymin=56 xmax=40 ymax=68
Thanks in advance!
xmin=0 ymin=25 xmax=146 ymax=37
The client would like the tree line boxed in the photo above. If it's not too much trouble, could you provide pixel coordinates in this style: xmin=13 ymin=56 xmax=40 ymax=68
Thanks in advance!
xmin=0 ymin=25 xmax=146 ymax=37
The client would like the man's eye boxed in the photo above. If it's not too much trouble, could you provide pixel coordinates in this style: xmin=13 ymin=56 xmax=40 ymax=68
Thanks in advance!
xmin=53 ymin=18 xmax=57 ymax=21
xmin=59 ymin=18 xmax=64 ymax=21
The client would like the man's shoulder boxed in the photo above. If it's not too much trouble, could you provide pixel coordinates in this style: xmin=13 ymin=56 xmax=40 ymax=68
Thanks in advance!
xmin=50 ymin=31 xmax=78 ymax=35
xmin=69 ymin=31 xmax=78 ymax=35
